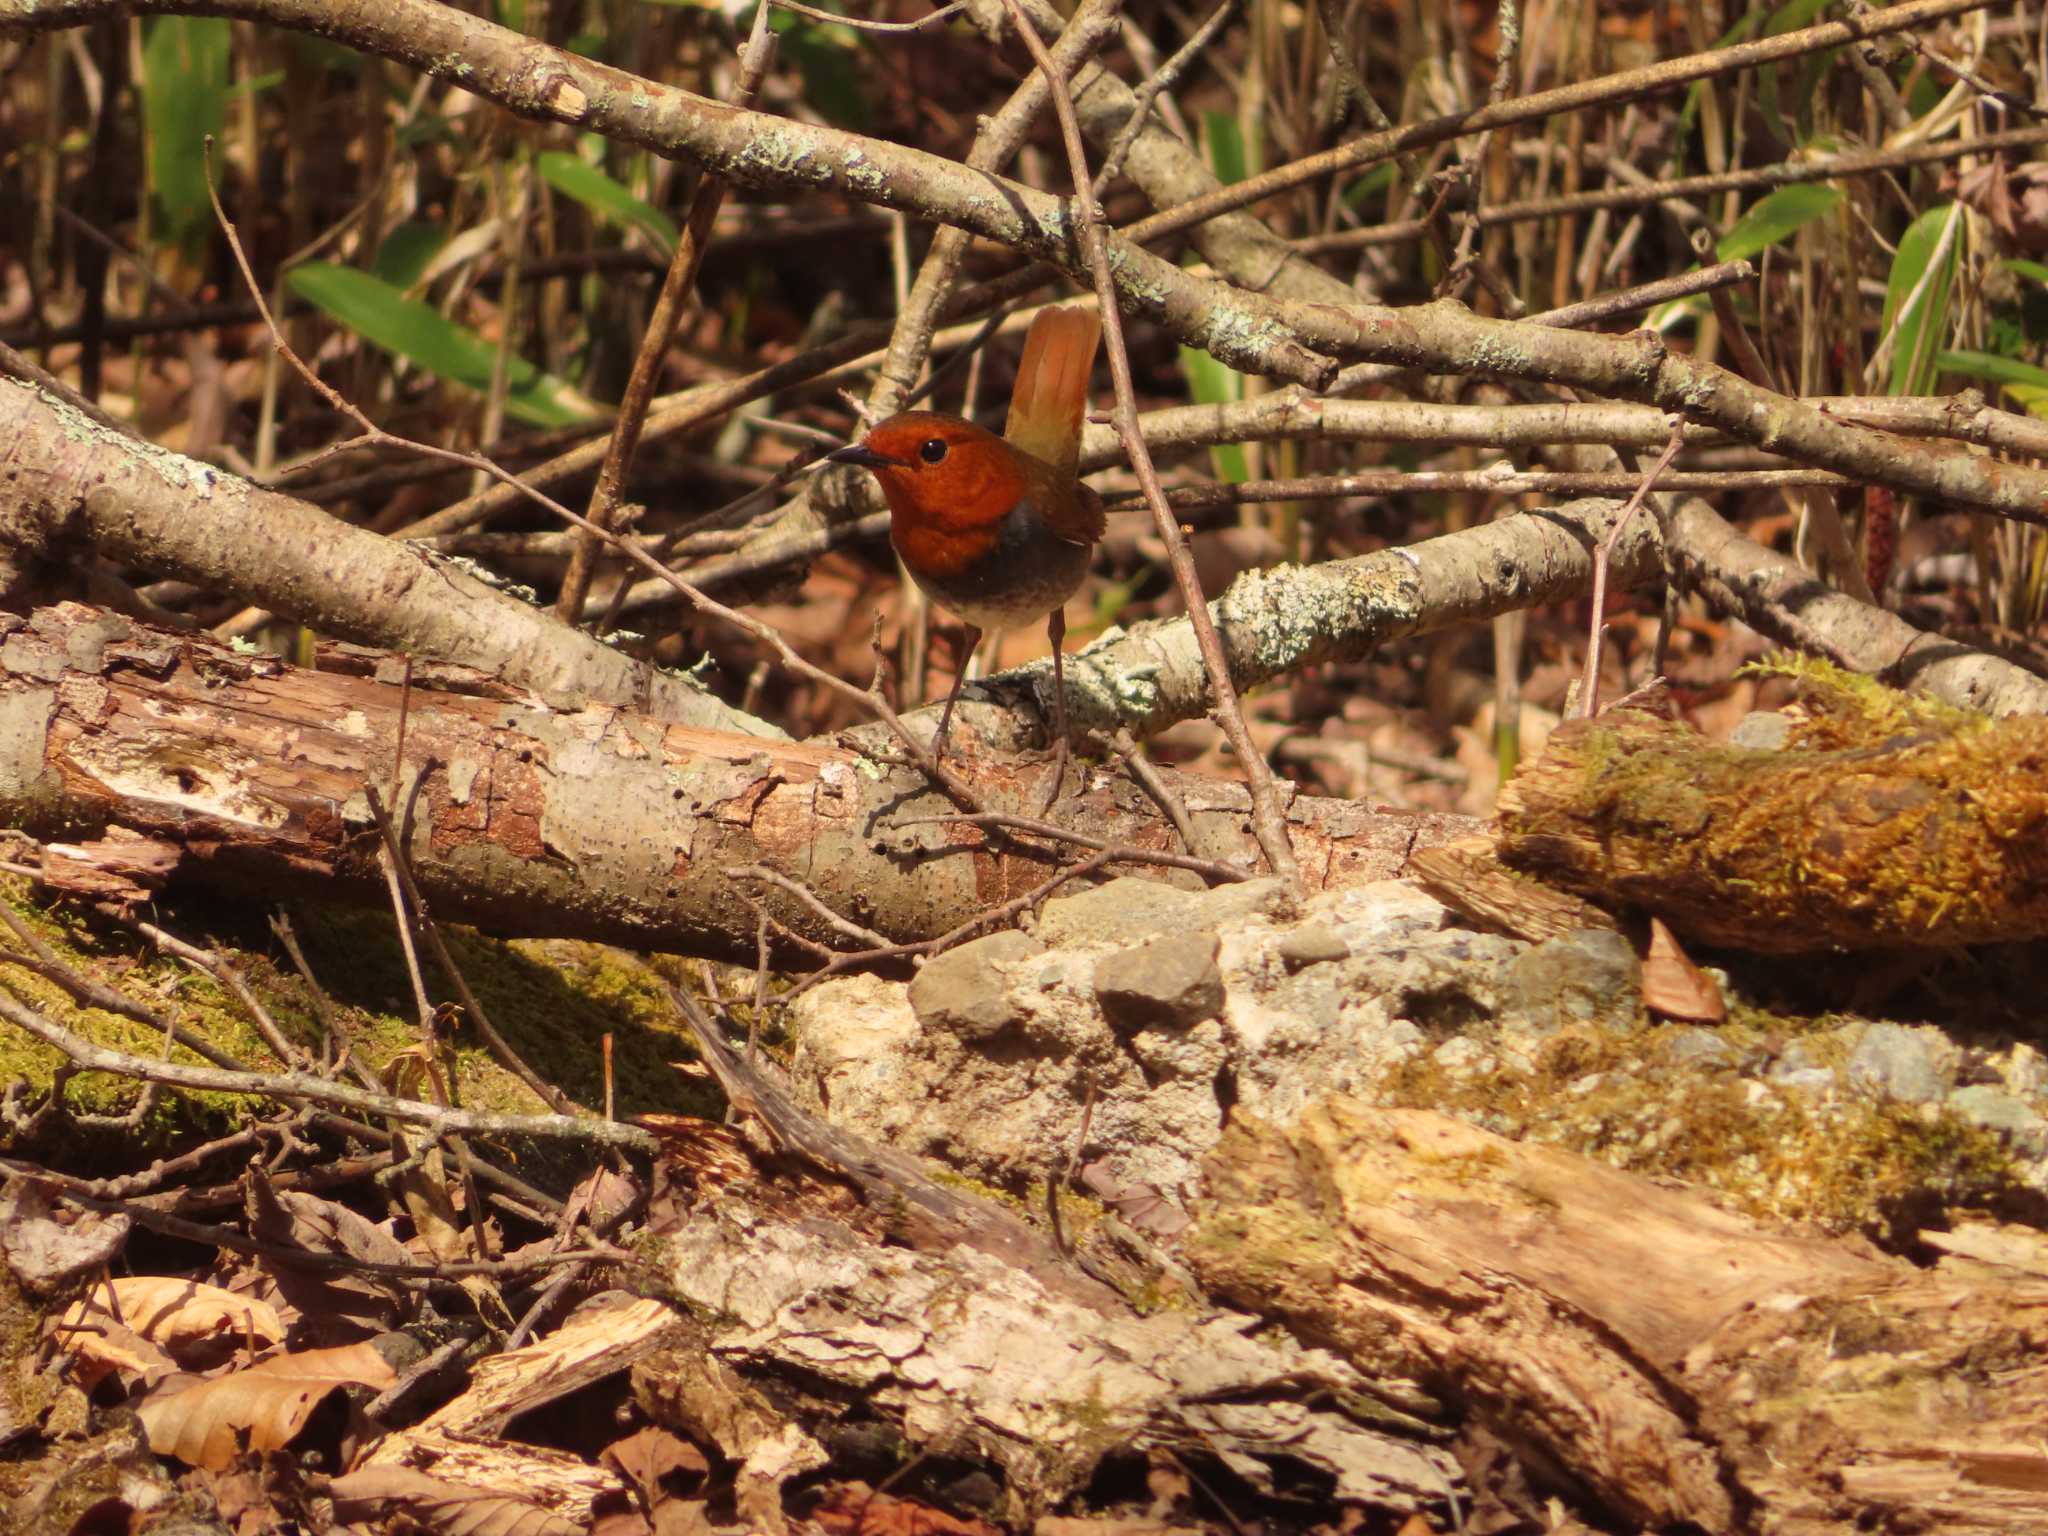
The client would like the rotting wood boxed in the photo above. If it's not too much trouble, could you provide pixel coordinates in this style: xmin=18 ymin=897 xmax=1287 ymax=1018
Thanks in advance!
xmin=634 ymin=1120 xmax=1465 ymax=1525
xmin=0 ymin=603 xmax=1469 ymax=963
xmin=1489 ymin=690 xmax=2048 ymax=952
xmin=1189 ymin=1099 xmax=2048 ymax=1535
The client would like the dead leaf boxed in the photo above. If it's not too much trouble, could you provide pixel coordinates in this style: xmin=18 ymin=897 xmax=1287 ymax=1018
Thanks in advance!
xmin=603 ymin=1424 xmax=709 ymax=1507
xmin=328 ymin=1465 xmax=583 ymax=1536
xmin=1077 ymin=1163 xmax=1190 ymax=1237
xmin=1642 ymin=917 xmax=1726 ymax=1024
xmin=811 ymin=1482 xmax=1003 ymax=1536
xmin=243 ymin=1168 xmax=412 ymax=1334
xmin=56 ymin=1276 xmax=283 ymax=1380
xmin=47 ymin=1309 xmax=176 ymax=1392
xmin=137 ymin=1339 xmax=396 ymax=1470
xmin=0 ymin=1176 xmax=130 ymax=1293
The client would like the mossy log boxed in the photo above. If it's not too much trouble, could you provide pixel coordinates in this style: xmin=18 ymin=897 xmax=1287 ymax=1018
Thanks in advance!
xmin=1189 ymin=1099 xmax=2048 ymax=1535
xmin=1494 ymin=702 xmax=2048 ymax=952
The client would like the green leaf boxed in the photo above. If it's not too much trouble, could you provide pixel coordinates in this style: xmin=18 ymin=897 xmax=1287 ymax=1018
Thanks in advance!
xmin=141 ymin=18 xmax=231 ymax=254
xmin=1178 ymin=345 xmax=1249 ymax=484
xmin=1339 ymin=163 xmax=1399 ymax=209
xmin=1937 ymin=349 xmax=2048 ymax=389
xmin=370 ymin=223 xmax=450 ymax=289
xmin=1936 ymin=350 xmax=2048 ymax=418
xmin=1715 ymin=183 xmax=1843 ymax=262
xmin=1881 ymin=204 xmax=1959 ymax=395
xmin=224 ymin=69 xmax=284 ymax=101
xmin=1757 ymin=0 xmax=1833 ymax=147
xmin=2006 ymin=258 xmax=2048 ymax=288
xmin=286 ymin=262 xmax=596 ymax=427
xmin=1201 ymin=111 xmax=1252 ymax=188
xmin=536 ymin=152 xmax=678 ymax=255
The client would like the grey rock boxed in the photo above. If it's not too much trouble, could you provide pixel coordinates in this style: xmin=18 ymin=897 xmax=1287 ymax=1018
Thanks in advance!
xmin=1660 ymin=1029 xmax=1737 ymax=1069
xmin=1768 ymin=1037 xmax=1839 ymax=1082
xmin=1949 ymin=1085 xmax=2048 ymax=1150
xmin=1038 ymin=876 xmax=1291 ymax=948
xmin=1846 ymin=1022 xmax=1958 ymax=1104
xmin=1276 ymin=925 xmax=1349 ymax=972
xmin=907 ymin=929 xmax=1044 ymax=1041
xmin=1094 ymin=932 xmax=1224 ymax=1032
xmin=1504 ymin=929 xmax=1642 ymax=1033
xmin=1729 ymin=711 xmax=1793 ymax=751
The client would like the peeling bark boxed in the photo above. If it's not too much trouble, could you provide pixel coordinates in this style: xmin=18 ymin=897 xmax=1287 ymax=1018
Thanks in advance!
xmin=0 ymin=604 xmax=1467 ymax=961
xmin=1190 ymin=1100 xmax=2048 ymax=1535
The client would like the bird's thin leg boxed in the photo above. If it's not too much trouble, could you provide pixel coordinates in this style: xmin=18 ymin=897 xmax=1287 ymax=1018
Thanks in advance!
xmin=931 ymin=623 xmax=981 ymax=767
xmin=1041 ymin=608 xmax=1070 ymax=813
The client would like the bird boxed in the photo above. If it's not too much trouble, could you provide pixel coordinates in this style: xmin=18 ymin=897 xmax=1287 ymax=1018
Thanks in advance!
xmin=829 ymin=303 xmax=1104 ymax=795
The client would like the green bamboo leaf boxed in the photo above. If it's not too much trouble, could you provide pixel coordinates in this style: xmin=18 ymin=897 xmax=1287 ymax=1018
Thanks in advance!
xmin=2006 ymin=258 xmax=2048 ymax=288
xmin=1201 ymin=111 xmax=1252 ymax=188
xmin=1938 ymin=349 xmax=2048 ymax=389
xmin=1715 ymin=184 xmax=1844 ymax=262
xmin=1178 ymin=345 xmax=1249 ymax=484
xmin=370 ymin=223 xmax=450 ymax=289
xmin=1939 ymin=350 xmax=2048 ymax=420
xmin=1882 ymin=204 xmax=1959 ymax=395
xmin=536 ymin=151 xmax=677 ymax=255
xmin=141 ymin=18 xmax=231 ymax=253
xmin=286 ymin=262 xmax=596 ymax=427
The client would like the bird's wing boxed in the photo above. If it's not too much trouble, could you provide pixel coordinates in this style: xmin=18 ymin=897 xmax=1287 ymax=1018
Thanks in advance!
xmin=1004 ymin=304 xmax=1100 ymax=492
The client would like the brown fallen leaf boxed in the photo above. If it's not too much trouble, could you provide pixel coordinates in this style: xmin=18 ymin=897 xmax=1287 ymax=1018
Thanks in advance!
xmin=55 ymin=1276 xmax=284 ymax=1385
xmin=328 ymin=1465 xmax=583 ymax=1536
xmin=603 ymin=1424 xmax=709 ymax=1508
xmin=137 ymin=1339 xmax=396 ymax=1470
xmin=1642 ymin=917 xmax=1726 ymax=1024
xmin=243 ymin=1168 xmax=413 ymax=1335
xmin=811 ymin=1482 xmax=1003 ymax=1536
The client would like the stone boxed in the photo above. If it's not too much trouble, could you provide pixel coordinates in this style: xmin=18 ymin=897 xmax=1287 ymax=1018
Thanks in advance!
xmin=1949 ymin=1085 xmax=2048 ymax=1151
xmin=1276 ymin=925 xmax=1349 ymax=972
xmin=1093 ymin=932 xmax=1224 ymax=1032
xmin=1846 ymin=1022 xmax=1957 ymax=1104
xmin=1038 ymin=876 xmax=1291 ymax=949
xmin=907 ymin=929 xmax=1044 ymax=1042
xmin=1728 ymin=711 xmax=1793 ymax=751
xmin=1659 ymin=1029 xmax=1736 ymax=1069
xmin=1504 ymin=929 xmax=1642 ymax=1033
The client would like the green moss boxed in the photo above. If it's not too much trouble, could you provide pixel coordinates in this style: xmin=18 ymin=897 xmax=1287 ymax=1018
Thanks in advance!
xmin=1382 ymin=1021 xmax=2025 ymax=1239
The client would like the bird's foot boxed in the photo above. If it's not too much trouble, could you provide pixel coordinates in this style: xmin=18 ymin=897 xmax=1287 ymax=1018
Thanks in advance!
xmin=1038 ymin=735 xmax=1071 ymax=815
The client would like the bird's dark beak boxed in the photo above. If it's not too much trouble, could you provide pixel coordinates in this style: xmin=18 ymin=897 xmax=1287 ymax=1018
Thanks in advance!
xmin=827 ymin=443 xmax=902 ymax=470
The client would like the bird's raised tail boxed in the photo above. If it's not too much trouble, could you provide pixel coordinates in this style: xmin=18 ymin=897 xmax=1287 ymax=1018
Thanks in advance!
xmin=1004 ymin=303 xmax=1101 ymax=496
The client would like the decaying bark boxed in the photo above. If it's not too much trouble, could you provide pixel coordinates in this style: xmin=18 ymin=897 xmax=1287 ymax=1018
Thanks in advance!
xmin=0 ymin=603 xmax=1464 ymax=961
xmin=1491 ymin=701 xmax=2048 ymax=952
xmin=1189 ymin=1099 xmax=2048 ymax=1535
xmin=639 ymin=1124 xmax=1465 ymax=1526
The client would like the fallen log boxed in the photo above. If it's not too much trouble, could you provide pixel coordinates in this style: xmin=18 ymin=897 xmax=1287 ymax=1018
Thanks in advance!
xmin=0 ymin=603 xmax=1465 ymax=961
xmin=1483 ymin=673 xmax=2048 ymax=951
xmin=1190 ymin=1098 xmax=2048 ymax=1534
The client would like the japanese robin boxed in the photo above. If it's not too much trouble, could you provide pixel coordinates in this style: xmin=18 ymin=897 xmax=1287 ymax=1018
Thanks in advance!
xmin=829 ymin=304 xmax=1105 ymax=789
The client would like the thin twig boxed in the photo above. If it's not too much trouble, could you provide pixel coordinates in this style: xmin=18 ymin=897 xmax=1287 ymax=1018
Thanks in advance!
xmin=769 ymin=0 xmax=965 ymax=33
xmin=1578 ymin=418 xmax=1686 ymax=719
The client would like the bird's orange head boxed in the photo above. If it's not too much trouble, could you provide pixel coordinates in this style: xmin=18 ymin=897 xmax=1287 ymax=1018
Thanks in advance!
xmin=829 ymin=411 xmax=1041 ymax=539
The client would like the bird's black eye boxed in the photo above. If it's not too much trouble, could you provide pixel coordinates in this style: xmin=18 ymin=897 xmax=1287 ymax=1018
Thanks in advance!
xmin=919 ymin=438 xmax=949 ymax=464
